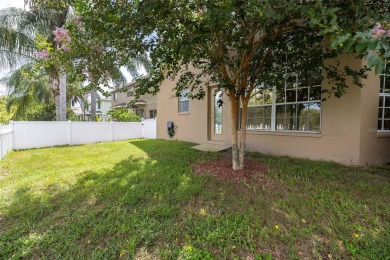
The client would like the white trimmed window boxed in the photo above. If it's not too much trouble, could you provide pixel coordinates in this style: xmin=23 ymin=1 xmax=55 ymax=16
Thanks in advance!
xmin=244 ymin=76 xmax=321 ymax=132
xmin=127 ymin=88 xmax=134 ymax=97
xmin=179 ymin=89 xmax=189 ymax=113
xmin=149 ymin=109 xmax=157 ymax=118
xmin=135 ymin=109 xmax=144 ymax=118
xmin=246 ymin=84 xmax=273 ymax=130
xmin=379 ymin=63 xmax=390 ymax=132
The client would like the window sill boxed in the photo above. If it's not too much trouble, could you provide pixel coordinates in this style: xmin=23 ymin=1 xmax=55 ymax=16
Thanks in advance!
xmin=241 ymin=130 xmax=323 ymax=138
xmin=377 ymin=132 xmax=390 ymax=138
xmin=178 ymin=112 xmax=189 ymax=115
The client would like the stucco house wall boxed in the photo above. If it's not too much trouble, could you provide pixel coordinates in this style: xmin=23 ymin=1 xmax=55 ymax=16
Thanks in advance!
xmin=157 ymin=75 xmax=210 ymax=144
xmin=111 ymin=91 xmax=130 ymax=107
xmin=358 ymin=66 xmax=390 ymax=164
xmin=156 ymin=55 xmax=390 ymax=165
xmin=111 ymin=84 xmax=158 ymax=119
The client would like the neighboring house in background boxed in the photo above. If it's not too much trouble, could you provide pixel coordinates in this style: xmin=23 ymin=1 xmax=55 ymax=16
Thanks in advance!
xmin=74 ymin=92 xmax=112 ymax=121
xmin=111 ymin=81 xmax=157 ymax=119
xmin=156 ymin=55 xmax=390 ymax=165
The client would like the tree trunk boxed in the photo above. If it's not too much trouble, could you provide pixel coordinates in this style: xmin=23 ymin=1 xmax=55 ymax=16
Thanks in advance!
xmin=230 ymin=94 xmax=244 ymax=170
xmin=239 ymin=99 xmax=248 ymax=169
xmin=90 ymin=89 xmax=97 ymax=122
xmin=49 ymin=73 xmax=60 ymax=121
xmin=59 ymin=69 xmax=67 ymax=121
xmin=229 ymin=93 xmax=250 ymax=171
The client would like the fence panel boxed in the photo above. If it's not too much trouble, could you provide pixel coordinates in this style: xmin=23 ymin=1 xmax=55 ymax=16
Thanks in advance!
xmin=71 ymin=122 xmax=112 ymax=145
xmin=112 ymin=122 xmax=143 ymax=141
xmin=13 ymin=121 xmax=69 ymax=149
xmin=2 ymin=120 xmax=155 ymax=153
xmin=143 ymin=118 xmax=157 ymax=139
xmin=0 ymin=124 xmax=13 ymax=160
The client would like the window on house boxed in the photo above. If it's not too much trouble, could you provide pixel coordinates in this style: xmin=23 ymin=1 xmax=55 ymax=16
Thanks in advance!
xmin=247 ymin=84 xmax=273 ymax=130
xmin=244 ymin=76 xmax=321 ymax=132
xmin=97 ymin=99 xmax=101 ymax=110
xmin=113 ymin=93 xmax=117 ymax=101
xmin=149 ymin=109 xmax=157 ymax=118
xmin=127 ymin=88 xmax=134 ymax=97
xmin=135 ymin=109 xmax=144 ymax=118
xmin=179 ymin=89 xmax=189 ymax=113
xmin=379 ymin=63 xmax=390 ymax=131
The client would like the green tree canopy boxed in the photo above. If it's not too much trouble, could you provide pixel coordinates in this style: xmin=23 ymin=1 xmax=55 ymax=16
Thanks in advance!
xmin=108 ymin=108 xmax=141 ymax=122
xmin=74 ymin=0 xmax=388 ymax=170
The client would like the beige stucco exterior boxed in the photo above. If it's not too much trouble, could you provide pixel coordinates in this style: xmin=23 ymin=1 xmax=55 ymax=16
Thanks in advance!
xmin=156 ymin=55 xmax=390 ymax=165
xmin=111 ymin=83 xmax=157 ymax=119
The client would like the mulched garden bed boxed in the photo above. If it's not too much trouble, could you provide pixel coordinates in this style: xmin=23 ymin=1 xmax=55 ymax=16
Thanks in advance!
xmin=193 ymin=157 xmax=268 ymax=183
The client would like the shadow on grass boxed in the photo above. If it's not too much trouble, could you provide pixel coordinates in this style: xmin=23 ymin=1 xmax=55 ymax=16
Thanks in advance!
xmin=0 ymin=140 xmax=215 ymax=258
xmin=1 ymin=139 xmax=389 ymax=259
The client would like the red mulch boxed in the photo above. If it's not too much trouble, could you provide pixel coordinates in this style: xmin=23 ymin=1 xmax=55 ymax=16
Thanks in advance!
xmin=193 ymin=158 xmax=268 ymax=183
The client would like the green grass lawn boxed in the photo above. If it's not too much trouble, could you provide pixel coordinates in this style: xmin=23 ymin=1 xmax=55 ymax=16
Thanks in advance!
xmin=0 ymin=139 xmax=389 ymax=259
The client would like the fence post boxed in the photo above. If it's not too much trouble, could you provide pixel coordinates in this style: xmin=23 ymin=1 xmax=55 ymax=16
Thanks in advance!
xmin=10 ymin=120 xmax=14 ymax=151
xmin=68 ymin=120 xmax=72 ymax=145
xmin=154 ymin=117 xmax=157 ymax=139
xmin=142 ymin=118 xmax=145 ymax=139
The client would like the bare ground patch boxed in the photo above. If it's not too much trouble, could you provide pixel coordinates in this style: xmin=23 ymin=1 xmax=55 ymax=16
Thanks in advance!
xmin=193 ymin=158 xmax=268 ymax=182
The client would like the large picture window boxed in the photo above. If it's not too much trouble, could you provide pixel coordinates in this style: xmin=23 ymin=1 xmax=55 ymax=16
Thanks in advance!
xmin=379 ymin=63 xmax=390 ymax=132
xmin=247 ymin=85 xmax=272 ymax=130
xmin=245 ymin=76 xmax=322 ymax=133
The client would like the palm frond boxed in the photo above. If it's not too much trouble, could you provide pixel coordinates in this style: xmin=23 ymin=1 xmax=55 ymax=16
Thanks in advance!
xmin=114 ymin=70 xmax=128 ymax=87
xmin=0 ymin=26 xmax=36 ymax=70
xmin=125 ymin=53 xmax=151 ymax=77
xmin=0 ymin=7 xmax=68 ymax=38
xmin=6 ymin=93 xmax=34 ymax=119
xmin=2 ymin=62 xmax=51 ymax=117
xmin=66 ymin=80 xmax=83 ymax=107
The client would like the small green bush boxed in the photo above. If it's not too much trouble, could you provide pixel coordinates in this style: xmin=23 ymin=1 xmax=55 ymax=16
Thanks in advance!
xmin=108 ymin=108 xmax=141 ymax=122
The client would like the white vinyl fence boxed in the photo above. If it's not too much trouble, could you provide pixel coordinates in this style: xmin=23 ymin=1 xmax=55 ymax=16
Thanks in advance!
xmin=0 ymin=118 xmax=157 ymax=160
xmin=0 ymin=124 xmax=13 ymax=160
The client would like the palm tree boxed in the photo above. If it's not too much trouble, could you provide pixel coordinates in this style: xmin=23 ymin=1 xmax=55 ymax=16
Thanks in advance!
xmin=0 ymin=5 xmax=69 ymax=121
xmin=1 ymin=4 xmax=151 ymax=122
xmin=0 ymin=23 xmax=36 ymax=70
xmin=0 ymin=64 xmax=53 ymax=120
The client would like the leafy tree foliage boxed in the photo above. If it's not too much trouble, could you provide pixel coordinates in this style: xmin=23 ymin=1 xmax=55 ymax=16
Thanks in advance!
xmin=74 ymin=0 xmax=387 ymax=170
xmin=107 ymin=108 xmax=141 ymax=122
xmin=0 ymin=3 xmax=70 ymax=121
xmin=19 ymin=101 xmax=56 ymax=121
xmin=40 ymin=9 xmax=151 ymax=121
xmin=0 ymin=96 xmax=14 ymax=124
xmin=310 ymin=1 xmax=390 ymax=73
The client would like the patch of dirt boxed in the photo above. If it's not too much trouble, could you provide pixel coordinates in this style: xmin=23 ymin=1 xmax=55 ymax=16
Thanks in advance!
xmin=134 ymin=247 xmax=158 ymax=260
xmin=193 ymin=158 xmax=268 ymax=183
xmin=193 ymin=156 xmax=290 ymax=195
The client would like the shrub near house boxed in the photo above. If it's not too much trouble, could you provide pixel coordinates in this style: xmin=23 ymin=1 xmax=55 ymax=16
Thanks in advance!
xmin=108 ymin=108 xmax=141 ymax=122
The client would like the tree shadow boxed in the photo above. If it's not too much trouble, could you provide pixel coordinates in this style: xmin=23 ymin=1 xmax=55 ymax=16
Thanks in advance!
xmin=1 ymin=139 xmax=389 ymax=259
xmin=0 ymin=140 xmax=214 ymax=258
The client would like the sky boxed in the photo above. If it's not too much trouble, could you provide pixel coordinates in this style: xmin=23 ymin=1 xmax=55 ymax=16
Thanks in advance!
xmin=0 ymin=0 xmax=26 ymax=95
